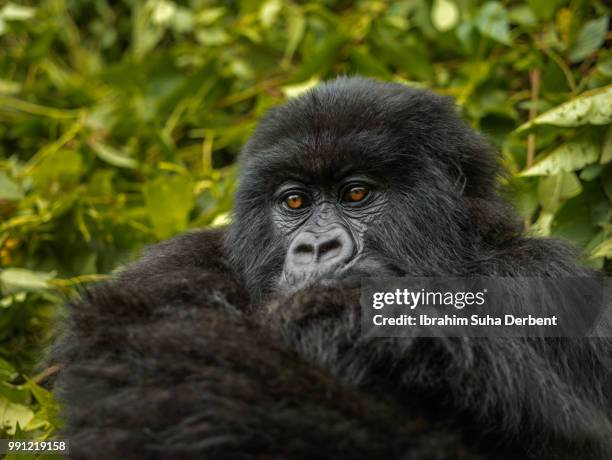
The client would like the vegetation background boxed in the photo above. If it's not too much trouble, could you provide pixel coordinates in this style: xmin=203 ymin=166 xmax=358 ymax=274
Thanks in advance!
xmin=0 ymin=0 xmax=610 ymax=452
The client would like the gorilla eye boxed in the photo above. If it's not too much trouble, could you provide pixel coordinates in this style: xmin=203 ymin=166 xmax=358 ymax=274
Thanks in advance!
xmin=343 ymin=186 xmax=369 ymax=203
xmin=285 ymin=193 xmax=307 ymax=210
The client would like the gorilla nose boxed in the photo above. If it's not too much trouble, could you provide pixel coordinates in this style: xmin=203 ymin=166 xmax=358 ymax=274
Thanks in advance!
xmin=288 ymin=227 xmax=354 ymax=273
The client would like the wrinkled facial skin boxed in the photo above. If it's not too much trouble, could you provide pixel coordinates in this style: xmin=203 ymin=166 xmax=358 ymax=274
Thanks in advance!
xmin=272 ymin=175 xmax=387 ymax=292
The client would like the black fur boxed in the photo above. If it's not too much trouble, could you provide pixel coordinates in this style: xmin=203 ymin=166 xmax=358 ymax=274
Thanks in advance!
xmin=52 ymin=77 xmax=612 ymax=459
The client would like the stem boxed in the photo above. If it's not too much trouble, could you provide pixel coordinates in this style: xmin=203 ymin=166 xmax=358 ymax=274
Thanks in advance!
xmin=525 ymin=68 xmax=541 ymax=231
xmin=526 ymin=68 xmax=541 ymax=169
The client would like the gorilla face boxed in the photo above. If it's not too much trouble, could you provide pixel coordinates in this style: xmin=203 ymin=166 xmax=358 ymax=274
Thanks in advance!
xmin=225 ymin=77 xmax=508 ymax=301
xmin=272 ymin=173 xmax=388 ymax=290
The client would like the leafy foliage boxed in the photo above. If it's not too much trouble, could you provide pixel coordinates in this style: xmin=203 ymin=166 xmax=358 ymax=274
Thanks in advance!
xmin=0 ymin=0 xmax=610 ymax=445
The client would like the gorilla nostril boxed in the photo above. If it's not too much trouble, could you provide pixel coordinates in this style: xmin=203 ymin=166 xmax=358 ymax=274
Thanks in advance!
xmin=294 ymin=243 xmax=314 ymax=254
xmin=317 ymin=239 xmax=341 ymax=260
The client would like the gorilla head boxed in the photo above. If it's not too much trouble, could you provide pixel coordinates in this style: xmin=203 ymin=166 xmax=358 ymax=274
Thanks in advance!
xmin=226 ymin=76 xmax=516 ymax=299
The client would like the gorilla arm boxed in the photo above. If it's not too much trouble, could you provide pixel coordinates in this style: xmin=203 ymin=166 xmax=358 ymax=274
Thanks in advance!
xmin=264 ymin=239 xmax=612 ymax=459
xmin=51 ymin=230 xmax=476 ymax=460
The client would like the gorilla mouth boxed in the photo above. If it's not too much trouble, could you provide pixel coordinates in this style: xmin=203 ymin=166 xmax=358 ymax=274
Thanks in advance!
xmin=335 ymin=255 xmax=402 ymax=282
xmin=278 ymin=255 xmax=401 ymax=294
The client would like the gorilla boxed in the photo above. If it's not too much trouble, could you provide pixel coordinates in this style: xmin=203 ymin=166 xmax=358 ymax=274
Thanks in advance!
xmin=51 ymin=77 xmax=612 ymax=460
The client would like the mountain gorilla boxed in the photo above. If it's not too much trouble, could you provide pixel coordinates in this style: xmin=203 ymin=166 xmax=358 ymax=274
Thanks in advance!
xmin=52 ymin=77 xmax=612 ymax=459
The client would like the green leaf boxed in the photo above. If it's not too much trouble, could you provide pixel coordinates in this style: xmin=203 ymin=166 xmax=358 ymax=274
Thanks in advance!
xmin=431 ymin=0 xmax=459 ymax=32
xmin=508 ymin=5 xmax=537 ymax=26
xmin=282 ymin=76 xmax=320 ymax=99
xmin=516 ymin=86 xmax=612 ymax=131
xmin=527 ymin=0 xmax=561 ymax=21
xmin=584 ymin=231 xmax=607 ymax=268
xmin=132 ymin=2 xmax=166 ymax=57
xmin=88 ymin=170 xmax=115 ymax=195
xmin=0 ymin=3 xmax=35 ymax=21
xmin=23 ymin=377 xmax=55 ymax=408
xmin=196 ymin=7 xmax=226 ymax=24
xmin=569 ymin=16 xmax=609 ymax=63
xmin=520 ymin=138 xmax=599 ymax=176
xmin=23 ymin=409 xmax=52 ymax=432
xmin=0 ymin=172 xmax=22 ymax=200
xmin=349 ymin=48 xmax=391 ymax=78
xmin=284 ymin=5 xmax=305 ymax=61
xmin=0 ymin=398 xmax=34 ymax=435
xmin=295 ymin=32 xmax=345 ymax=81
xmin=195 ymin=27 xmax=229 ymax=46
xmin=151 ymin=0 xmax=176 ymax=25
xmin=598 ymin=50 xmax=612 ymax=77
xmin=476 ymin=2 xmax=511 ymax=45
xmin=144 ymin=175 xmax=194 ymax=239
xmin=210 ymin=212 xmax=231 ymax=227
xmin=590 ymin=238 xmax=612 ymax=259
xmin=0 ymin=357 xmax=18 ymax=381
xmin=30 ymin=149 xmax=83 ymax=191
xmin=171 ymin=7 xmax=193 ymax=33
xmin=510 ymin=179 xmax=539 ymax=219
xmin=0 ymin=382 xmax=30 ymax=405
xmin=91 ymin=141 xmax=138 ymax=169
xmin=580 ymin=164 xmax=603 ymax=181
xmin=0 ymin=269 xmax=54 ymax=295
xmin=0 ymin=79 xmax=21 ymax=95
xmin=537 ymin=172 xmax=582 ymax=212
xmin=259 ymin=0 xmax=282 ymax=28
xmin=456 ymin=21 xmax=478 ymax=53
